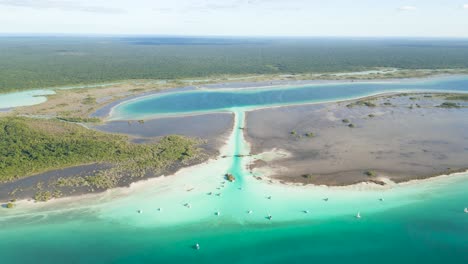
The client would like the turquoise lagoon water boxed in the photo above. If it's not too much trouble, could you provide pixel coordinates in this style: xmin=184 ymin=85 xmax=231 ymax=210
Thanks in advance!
xmin=1 ymin=77 xmax=468 ymax=263
xmin=111 ymin=76 xmax=468 ymax=119
xmin=0 ymin=82 xmax=122 ymax=109
xmin=0 ymin=89 xmax=55 ymax=109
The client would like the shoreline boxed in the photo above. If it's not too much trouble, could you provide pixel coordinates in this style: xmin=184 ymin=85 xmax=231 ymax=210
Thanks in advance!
xmin=4 ymin=105 xmax=468 ymax=206
xmin=2 ymin=74 xmax=468 ymax=205
xmin=103 ymin=75 xmax=468 ymax=121
xmin=7 ymin=150 xmax=468 ymax=208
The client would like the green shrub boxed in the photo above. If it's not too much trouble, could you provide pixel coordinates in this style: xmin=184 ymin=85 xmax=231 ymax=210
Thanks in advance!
xmin=439 ymin=102 xmax=460 ymax=108
xmin=0 ymin=117 xmax=200 ymax=182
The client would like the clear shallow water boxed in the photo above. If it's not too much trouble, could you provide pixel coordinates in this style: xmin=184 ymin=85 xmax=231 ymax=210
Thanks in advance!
xmin=0 ymin=82 xmax=122 ymax=109
xmin=111 ymin=76 xmax=468 ymax=119
xmin=1 ymin=78 xmax=468 ymax=263
xmin=0 ymin=89 xmax=55 ymax=109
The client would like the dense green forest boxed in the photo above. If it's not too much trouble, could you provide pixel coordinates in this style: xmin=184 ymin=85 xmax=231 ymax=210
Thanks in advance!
xmin=1 ymin=36 xmax=468 ymax=92
xmin=0 ymin=117 xmax=200 ymax=182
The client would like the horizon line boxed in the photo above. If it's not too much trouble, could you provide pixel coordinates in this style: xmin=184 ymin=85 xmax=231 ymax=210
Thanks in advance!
xmin=1 ymin=33 xmax=468 ymax=40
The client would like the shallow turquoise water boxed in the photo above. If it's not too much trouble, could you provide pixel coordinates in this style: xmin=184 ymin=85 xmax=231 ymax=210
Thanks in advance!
xmin=111 ymin=76 xmax=468 ymax=119
xmin=0 ymin=82 xmax=122 ymax=109
xmin=1 ymin=78 xmax=468 ymax=263
xmin=0 ymin=89 xmax=55 ymax=109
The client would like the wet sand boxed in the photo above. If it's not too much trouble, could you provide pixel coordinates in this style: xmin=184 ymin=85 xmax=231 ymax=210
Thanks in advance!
xmin=93 ymin=113 xmax=234 ymax=154
xmin=245 ymin=93 xmax=468 ymax=185
xmin=1 ymin=113 xmax=234 ymax=202
xmin=0 ymin=164 xmax=113 ymax=201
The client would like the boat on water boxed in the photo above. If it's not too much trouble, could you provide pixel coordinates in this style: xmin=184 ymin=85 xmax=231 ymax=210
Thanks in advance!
xmin=137 ymin=210 xmax=143 ymax=214
xmin=225 ymin=173 xmax=236 ymax=182
xmin=195 ymin=243 xmax=200 ymax=250
xmin=248 ymin=210 xmax=253 ymax=214
xmin=216 ymin=211 xmax=220 ymax=216
xmin=356 ymin=212 xmax=361 ymax=219
xmin=464 ymin=208 xmax=468 ymax=213
xmin=267 ymin=215 xmax=272 ymax=220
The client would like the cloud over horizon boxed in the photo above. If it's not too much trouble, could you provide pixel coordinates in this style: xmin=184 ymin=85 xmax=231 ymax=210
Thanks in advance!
xmin=398 ymin=5 xmax=417 ymax=11
xmin=0 ymin=1 xmax=467 ymax=37
xmin=0 ymin=0 xmax=125 ymax=14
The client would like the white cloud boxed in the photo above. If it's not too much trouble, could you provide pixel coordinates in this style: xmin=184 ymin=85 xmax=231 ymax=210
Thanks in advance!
xmin=0 ymin=0 xmax=125 ymax=14
xmin=398 ymin=6 xmax=417 ymax=11
xmin=463 ymin=4 xmax=468 ymax=9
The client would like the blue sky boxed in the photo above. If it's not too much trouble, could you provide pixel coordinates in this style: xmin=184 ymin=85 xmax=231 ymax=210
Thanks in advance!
xmin=0 ymin=0 xmax=467 ymax=37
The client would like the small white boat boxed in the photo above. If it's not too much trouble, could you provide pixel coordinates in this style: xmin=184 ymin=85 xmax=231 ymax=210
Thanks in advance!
xmin=216 ymin=211 xmax=220 ymax=216
xmin=195 ymin=243 xmax=200 ymax=250
xmin=304 ymin=210 xmax=309 ymax=214
xmin=379 ymin=198 xmax=384 ymax=202
xmin=158 ymin=208 xmax=162 ymax=211
xmin=267 ymin=215 xmax=272 ymax=220
xmin=356 ymin=212 xmax=361 ymax=219
xmin=248 ymin=210 xmax=253 ymax=214
xmin=464 ymin=208 xmax=468 ymax=213
xmin=137 ymin=210 xmax=143 ymax=214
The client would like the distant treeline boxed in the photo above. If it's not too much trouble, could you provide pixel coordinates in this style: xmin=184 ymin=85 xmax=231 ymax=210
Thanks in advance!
xmin=1 ymin=37 xmax=468 ymax=92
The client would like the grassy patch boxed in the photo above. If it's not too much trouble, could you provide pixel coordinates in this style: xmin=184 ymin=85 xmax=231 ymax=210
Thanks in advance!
xmin=56 ymin=117 xmax=101 ymax=123
xmin=445 ymin=94 xmax=468 ymax=101
xmin=438 ymin=102 xmax=460 ymax=108
xmin=347 ymin=101 xmax=376 ymax=108
xmin=82 ymin=95 xmax=96 ymax=105
xmin=0 ymin=117 xmax=201 ymax=182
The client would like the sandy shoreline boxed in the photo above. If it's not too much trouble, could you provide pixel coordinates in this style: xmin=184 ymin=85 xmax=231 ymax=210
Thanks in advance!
xmin=2 ymin=74 xmax=468 ymax=205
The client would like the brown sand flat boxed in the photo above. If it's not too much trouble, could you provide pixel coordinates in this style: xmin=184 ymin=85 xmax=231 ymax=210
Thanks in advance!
xmin=245 ymin=93 xmax=468 ymax=186
xmin=93 ymin=113 xmax=234 ymax=154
